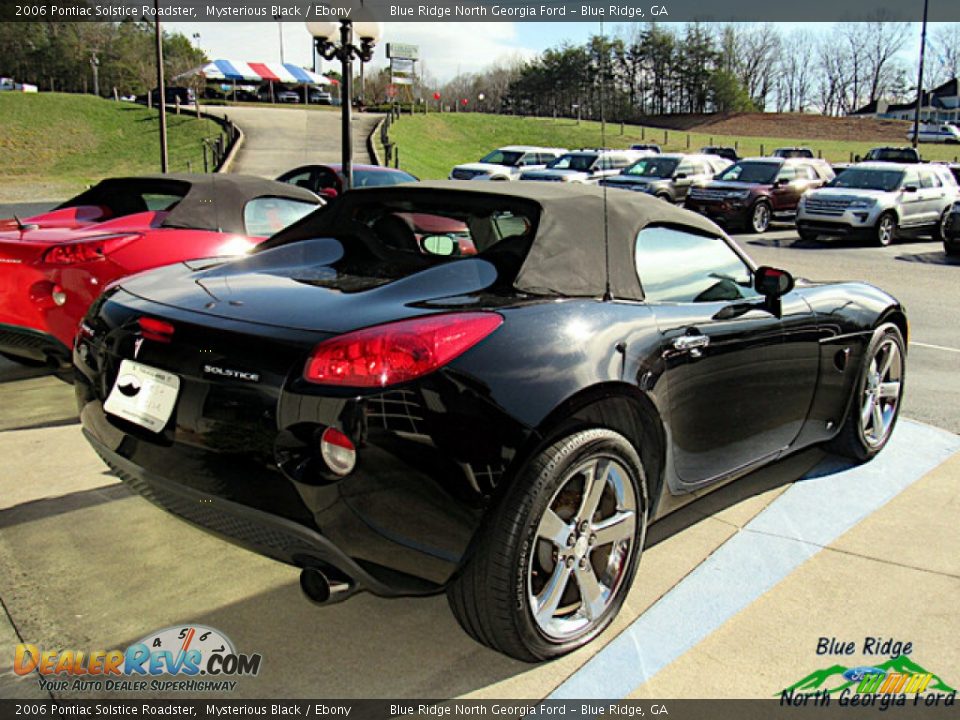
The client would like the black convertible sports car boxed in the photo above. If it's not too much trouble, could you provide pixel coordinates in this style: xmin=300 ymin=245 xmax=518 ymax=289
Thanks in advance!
xmin=75 ymin=181 xmax=907 ymax=661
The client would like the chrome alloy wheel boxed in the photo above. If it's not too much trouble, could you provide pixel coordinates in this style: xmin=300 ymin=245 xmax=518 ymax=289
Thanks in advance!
xmin=861 ymin=337 xmax=903 ymax=447
xmin=751 ymin=202 xmax=771 ymax=233
xmin=877 ymin=215 xmax=896 ymax=246
xmin=527 ymin=457 xmax=638 ymax=641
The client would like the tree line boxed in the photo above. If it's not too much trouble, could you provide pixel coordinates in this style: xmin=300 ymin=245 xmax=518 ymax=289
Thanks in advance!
xmin=433 ymin=22 xmax=960 ymax=120
xmin=0 ymin=21 xmax=205 ymax=96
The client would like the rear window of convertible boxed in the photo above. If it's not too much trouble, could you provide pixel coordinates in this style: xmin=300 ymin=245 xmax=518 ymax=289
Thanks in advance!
xmin=251 ymin=195 xmax=540 ymax=287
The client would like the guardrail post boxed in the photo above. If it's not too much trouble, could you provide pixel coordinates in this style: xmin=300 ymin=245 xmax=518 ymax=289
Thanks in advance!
xmin=664 ymin=129 xmax=668 ymax=144
xmin=203 ymin=142 xmax=209 ymax=173
xmin=760 ymin=143 xmax=765 ymax=156
xmin=175 ymin=97 xmax=180 ymax=115
xmin=686 ymin=134 xmax=690 ymax=148
xmin=395 ymin=148 xmax=400 ymax=168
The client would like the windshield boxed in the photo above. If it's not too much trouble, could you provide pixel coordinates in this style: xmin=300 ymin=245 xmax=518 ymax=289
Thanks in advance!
xmin=547 ymin=154 xmax=596 ymax=171
xmin=623 ymin=157 xmax=679 ymax=178
xmin=480 ymin=150 xmax=524 ymax=166
xmin=353 ymin=169 xmax=417 ymax=187
xmin=867 ymin=149 xmax=917 ymax=162
xmin=716 ymin=162 xmax=779 ymax=185
xmin=829 ymin=168 xmax=904 ymax=191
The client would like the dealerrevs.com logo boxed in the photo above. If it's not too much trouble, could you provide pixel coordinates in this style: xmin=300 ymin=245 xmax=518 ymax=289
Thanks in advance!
xmin=14 ymin=624 xmax=262 ymax=693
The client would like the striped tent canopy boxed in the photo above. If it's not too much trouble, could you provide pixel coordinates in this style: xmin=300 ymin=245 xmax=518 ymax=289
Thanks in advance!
xmin=179 ymin=59 xmax=331 ymax=85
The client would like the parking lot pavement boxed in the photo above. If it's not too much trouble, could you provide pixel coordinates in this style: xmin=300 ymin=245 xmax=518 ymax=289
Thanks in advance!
xmin=0 ymin=413 xmax=957 ymax=700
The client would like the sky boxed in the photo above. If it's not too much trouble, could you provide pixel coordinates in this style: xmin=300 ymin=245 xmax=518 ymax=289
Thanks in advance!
xmin=165 ymin=21 xmax=949 ymax=83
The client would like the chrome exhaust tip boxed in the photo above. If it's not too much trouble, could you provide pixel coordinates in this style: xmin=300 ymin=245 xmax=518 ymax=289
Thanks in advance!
xmin=300 ymin=566 xmax=355 ymax=605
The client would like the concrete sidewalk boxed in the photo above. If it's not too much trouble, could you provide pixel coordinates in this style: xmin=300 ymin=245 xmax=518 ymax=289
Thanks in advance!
xmin=629 ymin=451 xmax=960 ymax=699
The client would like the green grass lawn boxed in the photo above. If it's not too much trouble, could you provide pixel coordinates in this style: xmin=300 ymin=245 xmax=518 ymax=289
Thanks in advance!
xmin=387 ymin=113 xmax=960 ymax=180
xmin=0 ymin=93 xmax=224 ymax=200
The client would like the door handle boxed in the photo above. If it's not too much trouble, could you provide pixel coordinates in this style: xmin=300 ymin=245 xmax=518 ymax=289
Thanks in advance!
xmin=672 ymin=334 xmax=710 ymax=354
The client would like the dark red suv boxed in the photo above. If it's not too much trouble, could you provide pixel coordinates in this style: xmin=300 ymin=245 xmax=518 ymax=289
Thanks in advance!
xmin=684 ymin=157 xmax=834 ymax=233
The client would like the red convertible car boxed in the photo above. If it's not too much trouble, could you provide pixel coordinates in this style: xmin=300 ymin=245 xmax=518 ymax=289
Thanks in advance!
xmin=0 ymin=174 xmax=321 ymax=367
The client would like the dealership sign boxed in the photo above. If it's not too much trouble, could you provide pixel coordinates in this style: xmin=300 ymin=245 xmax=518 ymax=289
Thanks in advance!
xmin=386 ymin=43 xmax=419 ymax=60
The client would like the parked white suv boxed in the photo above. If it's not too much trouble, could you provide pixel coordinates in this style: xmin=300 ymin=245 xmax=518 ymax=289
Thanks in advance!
xmin=796 ymin=162 xmax=959 ymax=246
xmin=519 ymin=149 xmax=649 ymax=183
xmin=449 ymin=146 xmax=567 ymax=181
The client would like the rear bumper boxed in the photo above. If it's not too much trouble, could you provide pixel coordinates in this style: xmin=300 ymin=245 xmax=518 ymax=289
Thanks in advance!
xmin=84 ymin=428 xmax=432 ymax=598
xmin=0 ymin=322 xmax=71 ymax=364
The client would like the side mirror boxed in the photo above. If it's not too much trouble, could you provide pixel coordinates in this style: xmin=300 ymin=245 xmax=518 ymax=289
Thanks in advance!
xmin=854 ymin=154 xmax=861 ymax=162
xmin=421 ymin=235 xmax=457 ymax=256
xmin=902 ymin=185 xmax=918 ymax=193
xmin=674 ymin=173 xmax=687 ymax=180
xmin=318 ymin=187 xmax=339 ymax=199
xmin=754 ymin=266 xmax=794 ymax=298
xmin=774 ymin=178 xmax=789 ymax=187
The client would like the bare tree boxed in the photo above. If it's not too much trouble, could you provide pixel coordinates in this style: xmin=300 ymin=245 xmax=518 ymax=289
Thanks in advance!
xmin=778 ymin=30 xmax=815 ymax=112
xmin=861 ymin=19 xmax=910 ymax=104
xmin=733 ymin=24 xmax=782 ymax=110
xmin=929 ymin=24 xmax=960 ymax=86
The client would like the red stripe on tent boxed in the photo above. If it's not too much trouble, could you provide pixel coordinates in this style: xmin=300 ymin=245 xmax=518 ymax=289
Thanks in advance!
xmin=248 ymin=63 xmax=280 ymax=82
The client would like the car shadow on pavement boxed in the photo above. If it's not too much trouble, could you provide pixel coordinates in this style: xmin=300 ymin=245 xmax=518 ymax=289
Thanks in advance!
xmin=0 ymin=481 xmax=128 ymax=530
xmin=746 ymin=236 xmax=863 ymax=250
xmin=0 ymin=358 xmax=78 ymax=432
xmin=895 ymin=251 xmax=960 ymax=266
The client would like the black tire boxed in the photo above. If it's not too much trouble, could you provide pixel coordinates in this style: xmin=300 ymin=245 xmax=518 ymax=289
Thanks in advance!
xmin=748 ymin=200 xmax=772 ymax=234
xmin=874 ymin=212 xmax=897 ymax=247
xmin=932 ymin=209 xmax=951 ymax=243
xmin=447 ymin=428 xmax=648 ymax=662
xmin=945 ymin=238 xmax=960 ymax=257
xmin=797 ymin=228 xmax=819 ymax=242
xmin=825 ymin=323 xmax=905 ymax=463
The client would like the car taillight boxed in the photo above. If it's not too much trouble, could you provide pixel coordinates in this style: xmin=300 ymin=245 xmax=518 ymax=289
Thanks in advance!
xmin=304 ymin=312 xmax=503 ymax=388
xmin=138 ymin=317 xmax=175 ymax=343
xmin=41 ymin=234 xmax=138 ymax=264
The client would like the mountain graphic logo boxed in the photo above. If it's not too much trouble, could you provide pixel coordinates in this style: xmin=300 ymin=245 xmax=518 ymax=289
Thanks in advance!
xmin=780 ymin=655 xmax=956 ymax=696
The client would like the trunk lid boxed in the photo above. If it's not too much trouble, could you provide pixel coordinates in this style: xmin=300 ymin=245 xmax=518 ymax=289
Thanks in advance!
xmin=117 ymin=238 xmax=500 ymax=335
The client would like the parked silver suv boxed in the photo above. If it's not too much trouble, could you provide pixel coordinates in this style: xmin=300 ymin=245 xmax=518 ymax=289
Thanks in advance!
xmin=519 ymin=149 xmax=646 ymax=183
xmin=796 ymin=162 xmax=959 ymax=246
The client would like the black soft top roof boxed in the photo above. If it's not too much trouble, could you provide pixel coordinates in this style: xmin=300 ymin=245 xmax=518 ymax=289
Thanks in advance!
xmin=60 ymin=173 xmax=321 ymax=235
xmin=265 ymin=179 xmax=725 ymax=299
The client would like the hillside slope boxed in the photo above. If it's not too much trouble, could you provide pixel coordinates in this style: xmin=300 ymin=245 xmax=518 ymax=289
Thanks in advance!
xmin=387 ymin=113 xmax=960 ymax=180
xmin=0 ymin=93 xmax=222 ymax=200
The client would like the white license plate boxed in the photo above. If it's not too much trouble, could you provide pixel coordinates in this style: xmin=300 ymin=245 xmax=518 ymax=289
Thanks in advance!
xmin=104 ymin=360 xmax=180 ymax=433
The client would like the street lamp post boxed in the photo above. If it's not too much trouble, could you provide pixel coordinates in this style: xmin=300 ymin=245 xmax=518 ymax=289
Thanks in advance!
xmin=153 ymin=0 xmax=168 ymax=173
xmin=275 ymin=17 xmax=286 ymax=64
xmin=911 ymin=0 xmax=930 ymax=150
xmin=306 ymin=21 xmax=382 ymax=191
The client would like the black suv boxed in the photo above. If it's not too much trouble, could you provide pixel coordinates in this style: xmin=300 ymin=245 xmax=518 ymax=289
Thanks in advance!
xmin=701 ymin=146 xmax=740 ymax=163
xmin=861 ymin=147 xmax=922 ymax=163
